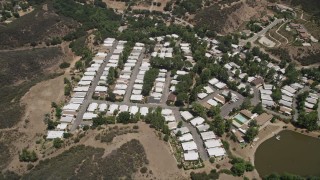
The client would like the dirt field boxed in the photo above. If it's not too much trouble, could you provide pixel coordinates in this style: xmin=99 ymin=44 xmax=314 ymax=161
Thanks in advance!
xmin=102 ymin=0 xmax=127 ymax=12
xmin=79 ymin=122 xmax=187 ymax=179
xmin=131 ymin=0 xmax=169 ymax=12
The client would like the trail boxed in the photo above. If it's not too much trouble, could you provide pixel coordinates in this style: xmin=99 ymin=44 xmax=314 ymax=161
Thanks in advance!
xmin=275 ymin=22 xmax=289 ymax=45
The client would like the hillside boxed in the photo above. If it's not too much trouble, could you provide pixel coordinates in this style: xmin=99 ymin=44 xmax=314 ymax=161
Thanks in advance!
xmin=195 ymin=0 xmax=268 ymax=34
xmin=0 ymin=3 xmax=78 ymax=49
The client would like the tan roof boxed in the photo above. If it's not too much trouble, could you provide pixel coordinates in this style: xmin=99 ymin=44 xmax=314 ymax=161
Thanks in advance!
xmin=167 ymin=93 xmax=177 ymax=102
xmin=240 ymin=109 xmax=253 ymax=119
xmin=255 ymin=113 xmax=273 ymax=126
xmin=251 ymin=77 xmax=264 ymax=86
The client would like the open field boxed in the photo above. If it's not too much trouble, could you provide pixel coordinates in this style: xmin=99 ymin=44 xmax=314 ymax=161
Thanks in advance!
xmin=0 ymin=3 xmax=78 ymax=49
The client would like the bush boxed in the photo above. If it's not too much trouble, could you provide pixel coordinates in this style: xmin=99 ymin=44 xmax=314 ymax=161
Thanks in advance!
xmin=27 ymin=164 xmax=34 ymax=170
xmin=163 ymin=134 xmax=169 ymax=142
xmin=209 ymin=157 xmax=215 ymax=163
xmin=53 ymin=138 xmax=63 ymax=148
xmin=19 ymin=149 xmax=38 ymax=162
xmin=59 ymin=62 xmax=70 ymax=69
xmin=140 ymin=167 xmax=148 ymax=174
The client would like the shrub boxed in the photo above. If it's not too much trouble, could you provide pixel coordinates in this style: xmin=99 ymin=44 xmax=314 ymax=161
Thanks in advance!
xmin=19 ymin=149 xmax=38 ymax=162
xmin=209 ymin=157 xmax=215 ymax=163
xmin=59 ymin=62 xmax=70 ymax=69
xmin=140 ymin=167 xmax=148 ymax=174
xmin=53 ymin=138 xmax=63 ymax=148
xmin=163 ymin=134 xmax=169 ymax=142
xmin=27 ymin=164 xmax=34 ymax=170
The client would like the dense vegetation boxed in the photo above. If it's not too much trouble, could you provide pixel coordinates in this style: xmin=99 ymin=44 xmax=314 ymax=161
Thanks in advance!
xmin=142 ymin=68 xmax=159 ymax=96
xmin=195 ymin=3 xmax=242 ymax=33
xmin=53 ymin=0 xmax=121 ymax=43
xmin=0 ymin=48 xmax=64 ymax=129
xmin=296 ymin=51 xmax=320 ymax=66
xmin=0 ymin=4 xmax=78 ymax=49
xmin=282 ymin=0 xmax=320 ymax=24
xmin=23 ymin=140 xmax=148 ymax=179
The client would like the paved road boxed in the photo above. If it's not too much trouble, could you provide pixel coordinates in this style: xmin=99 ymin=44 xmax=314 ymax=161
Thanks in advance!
xmin=263 ymin=107 xmax=291 ymax=120
xmin=123 ymin=48 xmax=146 ymax=103
xmin=89 ymin=99 xmax=179 ymax=111
xmin=161 ymin=71 xmax=171 ymax=105
xmin=251 ymin=87 xmax=260 ymax=106
xmin=240 ymin=19 xmax=284 ymax=46
xmin=173 ymin=112 xmax=209 ymax=161
xmin=70 ymin=41 xmax=119 ymax=131
xmin=198 ymin=87 xmax=244 ymax=118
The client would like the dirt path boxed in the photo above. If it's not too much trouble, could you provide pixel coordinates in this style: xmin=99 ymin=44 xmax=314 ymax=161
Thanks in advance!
xmin=275 ymin=22 xmax=289 ymax=45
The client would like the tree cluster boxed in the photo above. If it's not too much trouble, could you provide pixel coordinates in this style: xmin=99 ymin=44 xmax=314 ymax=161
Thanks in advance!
xmin=19 ymin=148 xmax=38 ymax=162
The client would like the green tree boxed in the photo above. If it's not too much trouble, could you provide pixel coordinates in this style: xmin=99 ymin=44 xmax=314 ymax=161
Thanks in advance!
xmin=231 ymin=163 xmax=246 ymax=176
xmin=244 ymin=127 xmax=258 ymax=142
xmin=117 ymin=111 xmax=131 ymax=124
xmin=252 ymin=103 xmax=263 ymax=114
xmin=53 ymin=138 xmax=63 ymax=148
xmin=19 ymin=149 xmax=38 ymax=162
xmin=271 ymin=88 xmax=281 ymax=102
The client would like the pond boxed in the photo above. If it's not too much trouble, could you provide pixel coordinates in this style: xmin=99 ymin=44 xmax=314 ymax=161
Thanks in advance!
xmin=255 ymin=130 xmax=320 ymax=177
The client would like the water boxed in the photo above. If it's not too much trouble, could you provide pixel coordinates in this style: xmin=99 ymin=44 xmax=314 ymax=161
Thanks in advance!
xmin=255 ymin=130 xmax=320 ymax=177
xmin=234 ymin=114 xmax=249 ymax=124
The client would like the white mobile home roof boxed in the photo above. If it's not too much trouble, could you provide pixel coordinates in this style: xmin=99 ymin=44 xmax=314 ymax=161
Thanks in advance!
xmin=180 ymin=111 xmax=194 ymax=121
xmin=70 ymin=97 xmax=85 ymax=104
xmin=72 ymin=92 xmax=87 ymax=98
xmin=282 ymin=95 xmax=293 ymax=102
xmin=197 ymin=93 xmax=208 ymax=99
xmin=130 ymin=95 xmax=143 ymax=101
xmin=262 ymin=100 xmax=275 ymax=107
xmin=63 ymin=103 xmax=80 ymax=111
xmin=119 ymin=105 xmax=129 ymax=112
xmin=139 ymin=107 xmax=149 ymax=116
xmin=260 ymin=89 xmax=272 ymax=95
xmin=215 ymin=82 xmax=227 ymax=89
xmin=184 ymin=151 xmax=199 ymax=161
xmin=113 ymin=90 xmax=126 ymax=95
xmin=200 ymin=131 xmax=216 ymax=140
xmin=84 ymin=72 xmax=96 ymax=76
xmin=164 ymin=115 xmax=176 ymax=122
xmin=47 ymin=131 xmax=64 ymax=139
xmin=57 ymin=123 xmax=68 ymax=130
xmin=179 ymin=133 xmax=193 ymax=142
xmin=78 ymin=81 xmax=91 ymax=86
xmin=108 ymin=104 xmax=119 ymax=114
xmin=95 ymin=86 xmax=108 ymax=92
xmin=60 ymin=116 xmax=74 ymax=123
xmin=305 ymin=102 xmax=314 ymax=109
xmin=162 ymin=109 xmax=173 ymax=116
xmin=73 ymin=86 xmax=89 ymax=92
xmin=261 ymin=94 xmax=273 ymax=101
xmin=87 ymin=103 xmax=98 ymax=112
xmin=132 ymin=89 xmax=142 ymax=95
xmin=207 ymin=147 xmax=226 ymax=157
xmin=196 ymin=124 xmax=210 ymax=132
xmin=207 ymin=99 xmax=218 ymax=107
xmin=181 ymin=141 xmax=198 ymax=151
xmin=83 ymin=112 xmax=97 ymax=120
xmin=306 ymin=97 xmax=317 ymax=104
xmin=209 ymin=78 xmax=219 ymax=85
xmin=190 ymin=117 xmax=205 ymax=126
xmin=173 ymin=127 xmax=190 ymax=135
xmin=281 ymin=89 xmax=294 ymax=97
xmin=205 ymin=139 xmax=222 ymax=148
xmin=204 ymin=86 xmax=214 ymax=94
xmin=282 ymin=85 xmax=296 ymax=94
xmin=129 ymin=106 xmax=139 ymax=114
xmin=98 ymin=103 xmax=108 ymax=112
xmin=168 ymin=122 xmax=178 ymax=130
